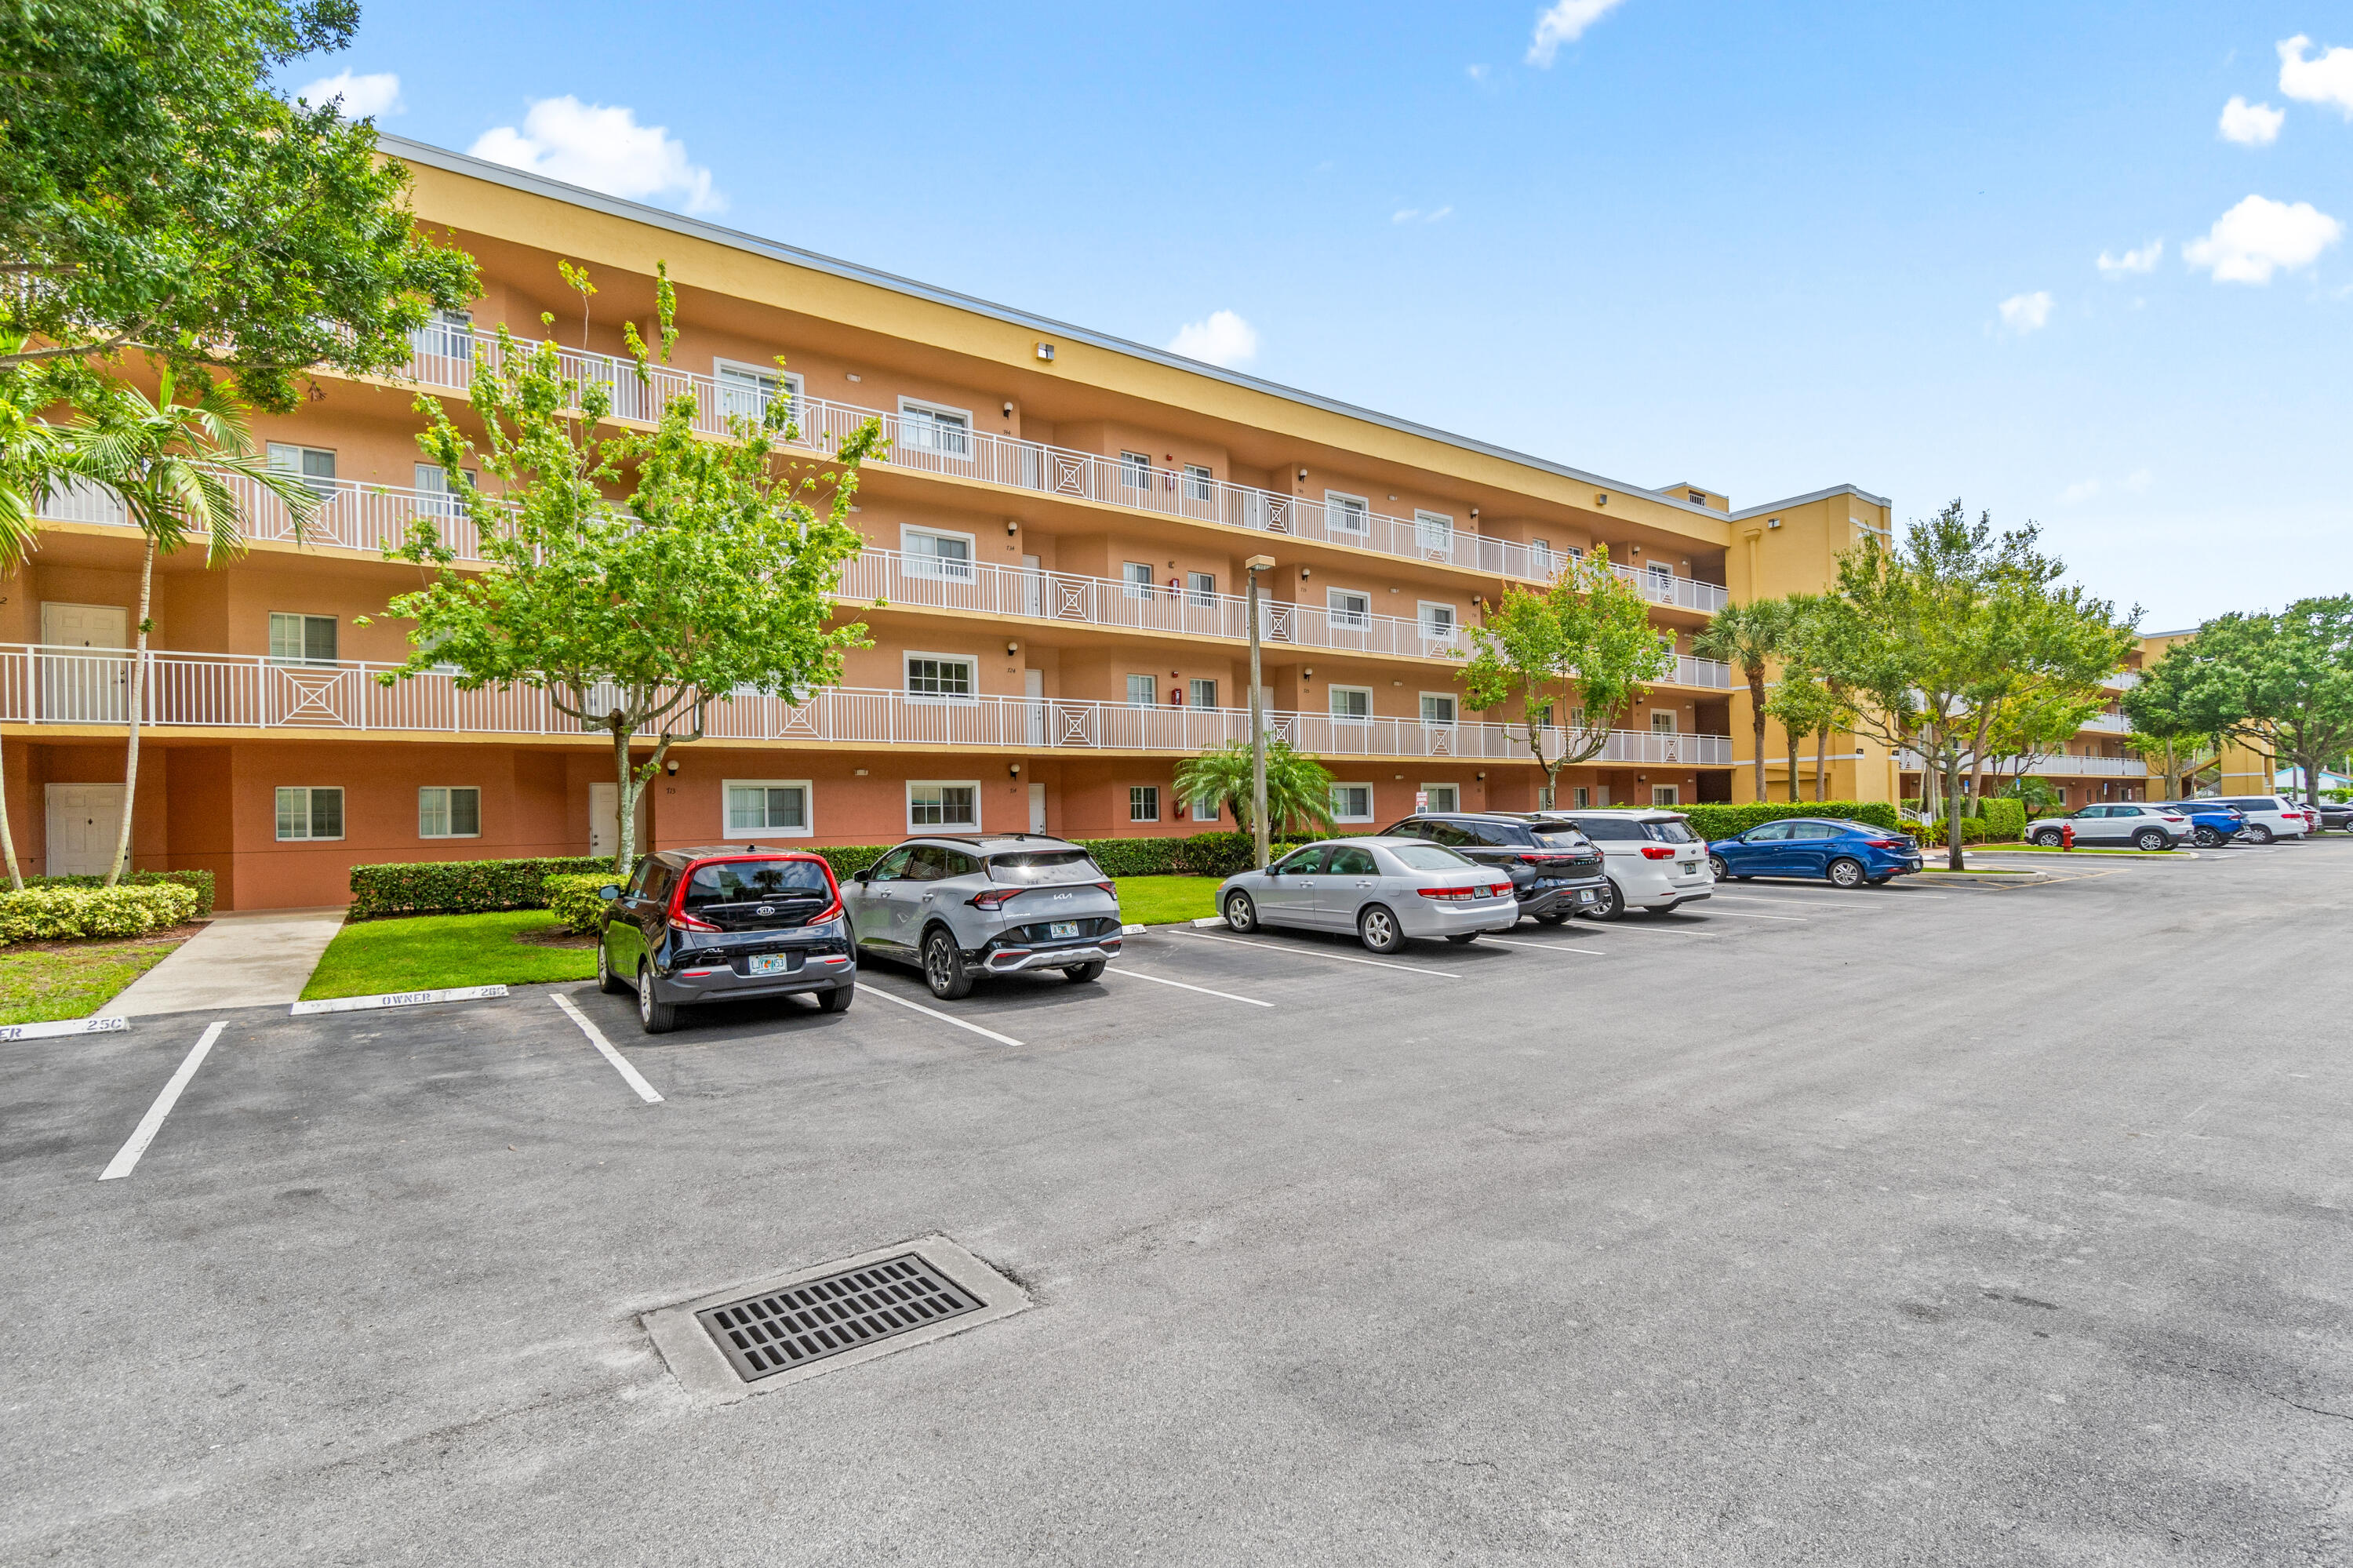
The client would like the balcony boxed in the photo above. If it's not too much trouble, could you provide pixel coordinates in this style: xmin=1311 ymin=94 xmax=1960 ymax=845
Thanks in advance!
xmin=33 ymin=478 xmax=1736 ymax=686
xmin=0 ymin=643 xmax=1731 ymax=766
xmin=1898 ymin=749 xmax=2149 ymax=778
xmin=391 ymin=329 xmax=1731 ymax=612
xmin=2078 ymin=711 xmax=2133 ymax=734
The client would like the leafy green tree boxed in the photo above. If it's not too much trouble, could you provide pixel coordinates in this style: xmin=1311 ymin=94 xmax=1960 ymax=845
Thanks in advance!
xmin=1175 ymin=740 xmax=1335 ymax=839
xmin=1693 ymin=597 xmax=1795 ymax=803
xmin=1977 ymin=681 xmax=2106 ymax=800
xmin=2115 ymin=669 xmax=2219 ymax=800
xmin=1811 ymin=500 xmax=2137 ymax=870
xmin=0 ymin=0 xmax=476 ymax=410
xmin=1460 ymin=548 xmax=1674 ymax=802
xmin=60 ymin=368 xmax=320 ymax=883
xmin=383 ymin=266 xmax=880 ymax=873
xmin=2131 ymin=598 xmax=2353 ymax=807
xmin=0 ymin=358 xmax=75 ymax=887
xmin=1765 ymin=671 xmax=1846 ymax=803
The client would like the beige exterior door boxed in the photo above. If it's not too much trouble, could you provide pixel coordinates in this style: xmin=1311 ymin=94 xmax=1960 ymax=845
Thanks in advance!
xmin=38 ymin=602 xmax=130 ymax=723
xmin=1028 ymin=781 xmax=1047 ymax=834
xmin=588 ymin=783 xmax=649 ymax=860
xmin=1024 ymin=668 xmax=1046 ymax=747
xmin=45 ymin=784 xmax=125 ymax=875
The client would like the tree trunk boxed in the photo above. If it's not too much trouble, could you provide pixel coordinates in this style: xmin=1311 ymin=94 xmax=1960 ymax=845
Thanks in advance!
xmin=1747 ymin=668 xmax=1768 ymax=803
xmin=1785 ymin=720 xmax=1802 ymax=803
xmin=1944 ymin=757 xmax=1967 ymax=871
xmin=106 ymin=538 xmax=157 ymax=887
xmin=1813 ymin=726 xmax=1828 ymax=802
xmin=0 ymin=737 xmax=22 ymax=890
xmin=609 ymin=722 xmax=638 ymax=875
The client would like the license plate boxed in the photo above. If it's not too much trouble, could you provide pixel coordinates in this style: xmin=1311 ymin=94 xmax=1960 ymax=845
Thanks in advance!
xmin=748 ymin=953 xmax=797 ymax=976
xmin=1578 ymin=890 xmax=1598 ymax=903
xmin=1049 ymin=921 xmax=1081 ymax=939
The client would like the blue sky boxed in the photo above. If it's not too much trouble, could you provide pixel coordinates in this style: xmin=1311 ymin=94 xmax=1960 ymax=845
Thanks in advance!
xmin=289 ymin=2 xmax=2351 ymax=630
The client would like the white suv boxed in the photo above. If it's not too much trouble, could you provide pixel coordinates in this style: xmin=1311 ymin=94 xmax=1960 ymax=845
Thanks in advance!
xmin=2204 ymin=795 xmax=2313 ymax=844
xmin=1550 ymin=809 xmax=1715 ymax=919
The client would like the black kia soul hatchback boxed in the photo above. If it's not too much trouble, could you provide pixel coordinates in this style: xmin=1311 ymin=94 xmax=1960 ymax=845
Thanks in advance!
xmin=595 ymin=848 xmax=855 ymax=1033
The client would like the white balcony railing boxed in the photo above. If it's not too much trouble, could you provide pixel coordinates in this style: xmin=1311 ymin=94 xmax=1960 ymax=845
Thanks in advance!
xmin=1898 ymin=749 xmax=2149 ymax=778
xmin=392 ymin=328 xmax=1730 ymax=611
xmin=0 ymin=642 xmax=1731 ymax=766
xmin=34 ymin=478 xmax=1736 ymax=686
xmin=2078 ymin=711 xmax=2132 ymax=734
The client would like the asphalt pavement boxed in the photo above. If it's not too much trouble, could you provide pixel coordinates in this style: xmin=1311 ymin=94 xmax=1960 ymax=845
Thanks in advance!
xmin=4 ymin=842 xmax=2348 ymax=1565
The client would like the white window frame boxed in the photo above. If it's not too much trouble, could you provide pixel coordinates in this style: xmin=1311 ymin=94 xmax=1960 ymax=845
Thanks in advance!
xmin=907 ymin=780 xmax=982 ymax=831
xmin=900 ymin=524 xmax=978 ymax=584
xmin=1536 ymin=785 xmax=1555 ymax=810
xmin=1329 ymin=685 xmax=1373 ymax=722
xmin=1419 ymin=691 xmax=1458 ymax=727
xmin=266 ymin=442 xmax=337 ymax=500
xmin=1414 ymin=509 xmax=1456 ymax=555
xmin=275 ymin=785 xmax=344 ymax=842
xmin=1326 ymin=489 xmax=1371 ymax=536
xmin=897 ymin=396 xmax=973 ymax=460
xmin=1119 ymin=449 xmax=1154 ymax=489
xmin=268 ymin=611 xmax=337 ymax=667
xmin=416 ymin=784 xmax=481 ymax=839
xmin=1187 ymin=790 xmax=1220 ymax=823
xmin=1129 ymin=784 xmax=1160 ymax=822
xmin=713 ymin=358 xmax=803 ymax=427
xmin=1648 ymin=560 xmax=1675 ymax=587
xmin=1122 ymin=561 xmax=1155 ymax=601
xmin=413 ymin=461 xmax=478 ymax=520
xmin=1650 ymin=710 xmax=1678 ymax=734
xmin=1183 ymin=463 xmax=1214 ymax=502
xmin=1530 ymin=537 xmax=1555 ymax=577
xmin=1421 ymin=783 xmax=1460 ymax=813
xmin=1126 ymin=673 xmax=1158 ymax=708
xmin=1327 ymin=588 xmax=1372 ymax=629
xmin=904 ymin=650 xmax=979 ymax=704
xmin=1417 ymin=600 xmax=1458 ymax=642
xmin=1185 ymin=570 xmax=1217 ymax=608
xmin=1330 ymin=783 xmax=1375 ymax=823
xmin=410 ymin=307 xmax=475 ymax=361
xmin=722 ymin=778 xmax=813 ymax=838
xmin=1187 ymin=678 xmax=1218 ymax=710
xmin=1652 ymin=784 xmax=1681 ymax=806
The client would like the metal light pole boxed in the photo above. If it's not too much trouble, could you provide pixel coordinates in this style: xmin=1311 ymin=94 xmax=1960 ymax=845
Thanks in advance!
xmin=1245 ymin=553 xmax=1275 ymax=868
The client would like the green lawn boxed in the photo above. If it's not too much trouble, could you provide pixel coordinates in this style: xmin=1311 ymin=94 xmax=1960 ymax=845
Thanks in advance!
xmin=1114 ymin=875 xmax=1220 ymax=926
xmin=0 ymin=937 xmax=190 ymax=1024
xmin=301 ymin=909 xmax=597 ymax=1000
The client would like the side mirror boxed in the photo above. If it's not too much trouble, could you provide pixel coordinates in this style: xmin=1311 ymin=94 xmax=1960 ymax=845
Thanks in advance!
xmin=851 ymin=868 xmax=872 ymax=883
xmin=596 ymin=884 xmax=621 ymax=901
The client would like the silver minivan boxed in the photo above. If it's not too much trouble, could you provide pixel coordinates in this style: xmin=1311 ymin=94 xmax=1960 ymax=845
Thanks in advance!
xmin=842 ymin=835 xmax=1122 ymax=999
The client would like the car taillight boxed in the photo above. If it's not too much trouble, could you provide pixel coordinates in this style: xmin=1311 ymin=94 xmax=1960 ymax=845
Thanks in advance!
xmin=669 ymin=912 xmax=721 ymax=933
xmin=1639 ymin=845 xmax=1675 ymax=860
xmin=1490 ymin=882 xmax=1512 ymax=897
xmin=967 ymin=887 xmax=1021 ymax=910
xmin=1864 ymin=839 xmax=1897 ymax=848
xmin=1420 ymin=886 xmax=1481 ymax=901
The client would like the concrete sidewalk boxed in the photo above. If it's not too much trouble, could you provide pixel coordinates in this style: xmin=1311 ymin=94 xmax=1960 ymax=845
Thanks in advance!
xmin=106 ymin=907 xmax=345 ymax=1017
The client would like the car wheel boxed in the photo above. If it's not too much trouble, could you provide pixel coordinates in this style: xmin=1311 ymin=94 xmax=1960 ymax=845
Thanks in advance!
xmin=816 ymin=984 xmax=853 ymax=1013
xmin=1827 ymin=857 xmax=1867 ymax=889
xmin=1707 ymin=853 xmax=1730 ymax=881
xmin=1534 ymin=911 xmax=1569 ymax=926
xmin=2030 ymin=829 xmax=2063 ymax=847
xmin=2246 ymin=824 xmax=2274 ymax=845
xmin=635 ymin=963 xmax=677 ymax=1035
xmin=1445 ymin=932 xmax=1480 ymax=945
xmin=1358 ymin=904 xmax=1405 ymax=955
xmin=1064 ymin=961 xmax=1106 ymax=983
xmin=2133 ymin=828 xmax=2169 ymax=852
xmin=1582 ymin=878 xmax=1627 ymax=921
xmin=1223 ymin=890 xmax=1258 ymax=932
xmin=922 ymin=928 xmax=975 ymax=1000
xmin=595 ymin=936 xmax=626 ymax=995
xmin=2193 ymin=827 xmax=2220 ymax=847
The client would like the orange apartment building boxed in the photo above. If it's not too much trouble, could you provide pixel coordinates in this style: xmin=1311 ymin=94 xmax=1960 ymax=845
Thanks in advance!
xmin=9 ymin=136 xmax=1899 ymax=910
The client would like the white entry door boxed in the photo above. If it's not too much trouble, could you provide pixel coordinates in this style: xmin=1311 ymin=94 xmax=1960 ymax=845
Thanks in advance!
xmin=1024 ymin=668 xmax=1046 ymax=747
xmin=39 ymin=602 xmax=130 ymax=722
xmin=46 ymin=784 xmax=125 ymax=875
xmin=1020 ymin=554 xmax=1042 ymax=618
xmin=588 ymin=783 xmax=649 ymax=861
xmin=1028 ymin=782 xmax=1047 ymax=834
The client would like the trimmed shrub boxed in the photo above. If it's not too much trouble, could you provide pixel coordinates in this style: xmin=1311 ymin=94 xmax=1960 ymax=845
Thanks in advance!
xmin=0 ymin=882 xmax=200 ymax=944
xmin=348 ymin=856 xmax=613 ymax=919
xmin=543 ymin=873 xmax=619 ymax=935
xmin=21 ymin=869 xmax=216 ymax=919
xmin=1677 ymin=801 xmax=1902 ymax=840
xmin=1978 ymin=799 xmax=2027 ymax=842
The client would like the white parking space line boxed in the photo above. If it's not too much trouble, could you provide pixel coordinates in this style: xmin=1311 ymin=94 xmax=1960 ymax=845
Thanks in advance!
xmin=551 ymin=994 xmax=665 ymax=1104
xmin=1185 ymin=930 xmax=1460 ymax=977
xmin=1707 ymin=893 xmax=1867 ymax=909
xmin=1478 ymin=937 xmax=1610 ymax=956
xmin=857 ymin=983 xmax=1026 ymax=1046
xmin=1690 ymin=909 xmax=1808 ymax=922
xmin=1104 ymin=966 xmax=1274 ymax=1008
xmin=99 ymin=1021 xmax=225 ymax=1181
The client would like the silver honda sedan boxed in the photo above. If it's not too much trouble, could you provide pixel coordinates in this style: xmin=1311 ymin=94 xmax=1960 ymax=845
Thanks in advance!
xmin=1215 ymin=836 xmax=1522 ymax=953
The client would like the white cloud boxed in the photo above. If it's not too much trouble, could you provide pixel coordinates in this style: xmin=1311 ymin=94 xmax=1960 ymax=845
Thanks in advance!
xmin=1391 ymin=208 xmax=1420 ymax=224
xmin=2218 ymin=96 xmax=2284 ymax=146
xmin=1424 ymin=206 xmax=1453 ymax=223
xmin=2124 ymin=468 xmax=2153 ymax=493
xmin=1998 ymin=291 xmax=2053 ymax=333
xmin=2062 ymin=478 xmax=2101 ymax=504
xmin=1526 ymin=0 xmax=1631 ymax=67
xmin=1166 ymin=310 xmax=1260 ymax=368
xmin=2278 ymin=35 xmax=2353 ymax=118
xmin=2097 ymin=240 xmax=2162 ymax=276
xmin=296 ymin=70 xmax=402 ymax=118
xmin=1466 ymin=64 xmax=1490 ymax=84
xmin=471 ymin=98 xmax=724 ymax=214
xmin=2183 ymin=194 xmax=2343 ymax=284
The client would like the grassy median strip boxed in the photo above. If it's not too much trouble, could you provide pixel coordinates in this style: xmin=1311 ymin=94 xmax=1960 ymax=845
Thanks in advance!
xmin=0 ymin=931 xmax=197 ymax=1025
xmin=1114 ymin=875 xmax=1220 ymax=926
xmin=301 ymin=910 xmax=596 ymax=1001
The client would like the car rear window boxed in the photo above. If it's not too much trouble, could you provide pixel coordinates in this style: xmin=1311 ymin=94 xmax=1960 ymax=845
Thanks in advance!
xmin=987 ymin=849 xmax=1105 ymax=884
xmin=1570 ymin=818 xmax=1643 ymax=841
xmin=1524 ymin=823 xmax=1593 ymax=849
xmin=1644 ymin=819 xmax=1698 ymax=844
xmin=1386 ymin=843 xmax=1475 ymax=871
xmin=679 ymin=858 xmax=830 ymax=909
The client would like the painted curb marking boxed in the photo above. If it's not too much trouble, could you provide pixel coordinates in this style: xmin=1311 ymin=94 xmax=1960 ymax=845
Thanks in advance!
xmin=292 ymin=984 xmax=509 ymax=1017
xmin=0 ymin=1015 xmax=128 ymax=1042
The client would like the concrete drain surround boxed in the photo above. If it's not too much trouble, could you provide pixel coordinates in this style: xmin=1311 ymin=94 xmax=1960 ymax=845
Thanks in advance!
xmin=646 ymin=1236 xmax=1033 ymax=1401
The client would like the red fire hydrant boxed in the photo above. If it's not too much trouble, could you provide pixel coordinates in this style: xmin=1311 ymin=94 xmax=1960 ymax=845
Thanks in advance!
xmin=2060 ymin=821 xmax=2075 ymax=852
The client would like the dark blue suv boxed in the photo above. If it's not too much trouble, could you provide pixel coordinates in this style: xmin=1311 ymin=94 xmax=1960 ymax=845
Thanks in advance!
xmin=2149 ymin=802 xmax=2246 ymax=847
xmin=1707 ymin=818 xmax=1923 ymax=888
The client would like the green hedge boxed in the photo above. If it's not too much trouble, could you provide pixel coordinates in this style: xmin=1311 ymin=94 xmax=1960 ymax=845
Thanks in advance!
xmin=20 ymin=869 xmax=215 ymax=919
xmin=1978 ymin=799 xmax=2027 ymax=842
xmin=349 ymin=856 xmax=614 ymax=919
xmin=0 ymin=882 xmax=200 ymax=943
xmin=1678 ymin=801 xmax=1902 ymax=840
xmin=541 ymin=873 xmax=614 ymax=935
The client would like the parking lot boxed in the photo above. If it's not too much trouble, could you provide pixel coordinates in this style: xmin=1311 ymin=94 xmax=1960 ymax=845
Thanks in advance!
xmin=6 ymin=842 xmax=2349 ymax=1565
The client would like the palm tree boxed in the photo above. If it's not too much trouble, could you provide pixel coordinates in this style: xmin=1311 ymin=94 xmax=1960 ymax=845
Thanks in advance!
xmin=61 ymin=370 xmax=318 ymax=885
xmin=0 ymin=359 xmax=69 ymax=888
xmin=1175 ymin=740 xmax=1337 ymax=839
xmin=1693 ymin=598 xmax=1793 ymax=803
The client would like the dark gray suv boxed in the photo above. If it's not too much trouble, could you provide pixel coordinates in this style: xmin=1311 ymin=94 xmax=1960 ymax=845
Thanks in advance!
xmin=1377 ymin=812 xmax=1609 ymax=922
xmin=842 ymin=834 xmax=1123 ymax=999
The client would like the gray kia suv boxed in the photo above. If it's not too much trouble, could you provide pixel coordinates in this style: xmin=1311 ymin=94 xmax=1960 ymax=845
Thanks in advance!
xmin=842 ymin=834 xmax=1123 ymax=999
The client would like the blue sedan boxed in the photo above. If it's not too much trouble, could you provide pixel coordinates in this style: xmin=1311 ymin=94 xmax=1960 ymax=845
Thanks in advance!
xmin=1707 ymin=819 xmax=1925 ymax=889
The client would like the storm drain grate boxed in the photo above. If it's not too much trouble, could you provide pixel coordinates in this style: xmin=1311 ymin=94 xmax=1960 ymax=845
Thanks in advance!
xmin=694 ymin=1253 xmax=985 ymax=1381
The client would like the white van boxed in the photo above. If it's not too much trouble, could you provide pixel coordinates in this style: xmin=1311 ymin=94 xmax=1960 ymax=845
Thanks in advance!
xmin=1551 ymin=809 xmax=1715 ymax=919
xmin=2198 ymin=796 xmax=2312 ymax=844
